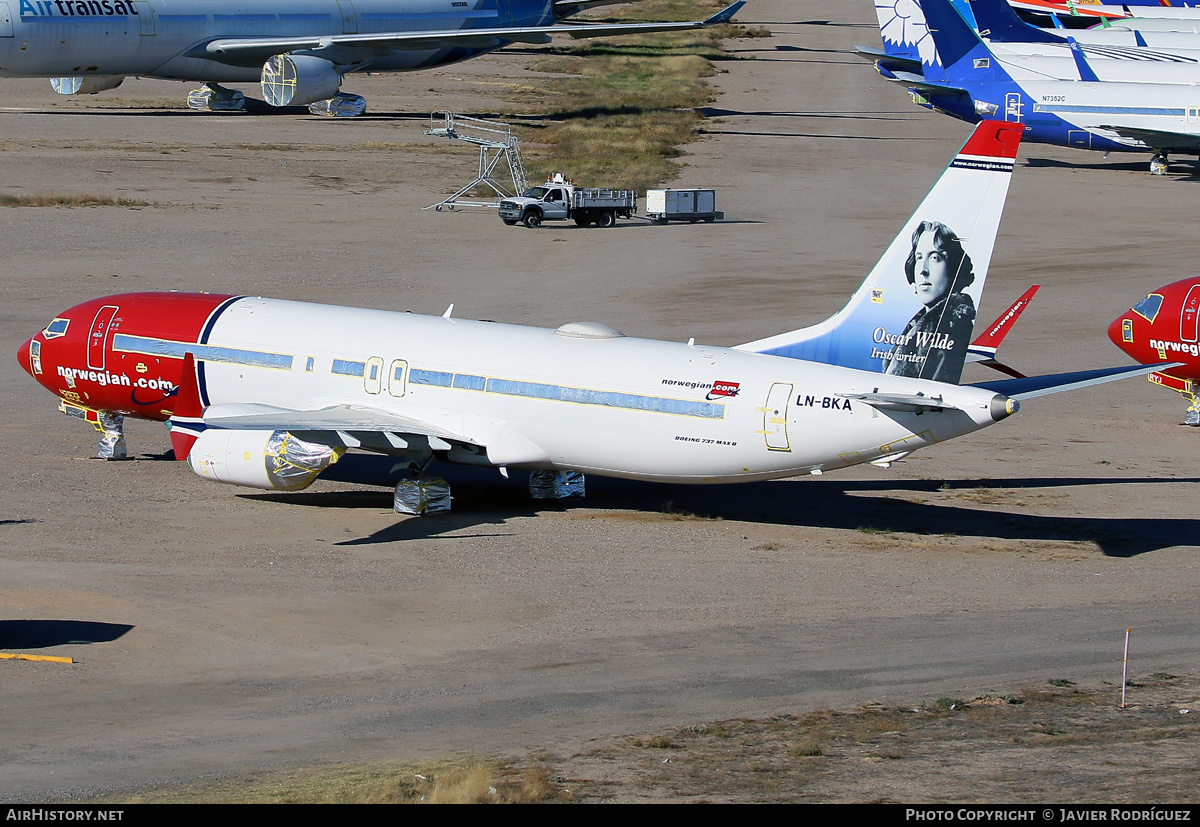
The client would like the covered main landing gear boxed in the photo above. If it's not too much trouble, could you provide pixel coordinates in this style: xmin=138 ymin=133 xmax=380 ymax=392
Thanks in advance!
xmin=1150 ymin=150 xmax=1170 ymax=176
xmin=393 ymin=475 xmax=452 ymax=515
xmin=187 ymin=83 xmax=246 ymax=112
xmin=307 ymin=93 xmax=366 ymax=118
xmin=529 ymin=470 xmax=586 ymax=500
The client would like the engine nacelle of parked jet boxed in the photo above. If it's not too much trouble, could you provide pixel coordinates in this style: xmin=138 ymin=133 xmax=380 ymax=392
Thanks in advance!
xmin=51 ymin=76 xmax=125 ymax=95
xmin=260 ymin=54 xmax=343 ymax=107
xmin=186 ymin=429 xmax=343 ymax=491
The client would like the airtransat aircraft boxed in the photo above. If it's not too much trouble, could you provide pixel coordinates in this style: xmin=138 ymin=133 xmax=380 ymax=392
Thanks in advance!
xmin=0 ymin=0 xmax=743 ymax=114
xmin=16 ymin=122 xmax=1160 ymax=508
xmin=875 ymin=0 xmax=1200 ymax=174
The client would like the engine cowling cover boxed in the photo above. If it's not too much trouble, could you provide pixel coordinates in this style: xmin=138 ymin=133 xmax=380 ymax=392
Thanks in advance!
xmin=261 ymin=55 xmax=343 ymax=107
xmin=51 ymin=76 xmax=125 ymax=95
xmin=187 ymin=429 xmax=342 ymax=491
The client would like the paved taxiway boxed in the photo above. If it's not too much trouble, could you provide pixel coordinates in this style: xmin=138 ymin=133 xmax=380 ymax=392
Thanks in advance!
xmin=2 ymin=0 xmax=1199 ymax=799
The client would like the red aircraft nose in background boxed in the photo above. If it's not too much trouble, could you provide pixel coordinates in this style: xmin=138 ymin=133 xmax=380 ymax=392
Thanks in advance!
xmin=1110 ymin=278 xmax=1200 ymax=421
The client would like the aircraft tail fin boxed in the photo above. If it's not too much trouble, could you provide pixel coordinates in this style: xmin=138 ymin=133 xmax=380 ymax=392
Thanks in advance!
xmin=735 ymin=120 xmax=1023 ymax=386
xmin=168 ymin=352 xmax=204 ymax=461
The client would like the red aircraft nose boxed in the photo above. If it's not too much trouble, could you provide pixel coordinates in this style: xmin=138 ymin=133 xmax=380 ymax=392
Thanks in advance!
xmin=17 ymin=338 xmax=33 ymax=377
xmin=1107 ymin=313 xmax=1131 ymax=353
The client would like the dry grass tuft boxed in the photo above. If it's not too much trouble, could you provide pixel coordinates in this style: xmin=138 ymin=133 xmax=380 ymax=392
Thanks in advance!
xmin=0 ymin=193 xmax=150 ymax=207
xmin=425 ymin=765 xmax=495 ymax=804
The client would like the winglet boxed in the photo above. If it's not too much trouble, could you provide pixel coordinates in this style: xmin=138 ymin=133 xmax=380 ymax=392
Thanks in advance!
xmin=1068 ymin=37 xmax=1100 ymax=82
xmin=168 ymin=352 xmax=205 ymax=461
xmin=1134 ymin=29 xmax=1148 ymax=48
xmin=968 ymin=285 xmax=1039 ymax=377
xmin=703 ymin=1 xmax=745 ymax=26
xmin=971 ymin=285 xmax=1039 ymax=353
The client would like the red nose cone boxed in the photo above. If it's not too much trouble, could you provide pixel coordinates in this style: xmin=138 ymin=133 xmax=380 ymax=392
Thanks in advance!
xmin=1107 ymin=314 xmax=1130 ymax=354
xmin=17 ymin=338 xmax=33 ymax=378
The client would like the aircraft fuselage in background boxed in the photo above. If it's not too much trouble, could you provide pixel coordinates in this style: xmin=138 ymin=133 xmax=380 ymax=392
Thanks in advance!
xmin=0 ymin=0 xmax=553 ymax=81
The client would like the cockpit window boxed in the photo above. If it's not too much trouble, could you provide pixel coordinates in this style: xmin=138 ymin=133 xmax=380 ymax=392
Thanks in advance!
xmin=42 ymin=318 xmax=69 ymax=339
xmin=1132 ymin=294 xmax=1163 ymax=324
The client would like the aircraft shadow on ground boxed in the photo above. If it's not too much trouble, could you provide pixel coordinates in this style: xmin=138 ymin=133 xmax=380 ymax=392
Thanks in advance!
xmin=245 ymin=459 xmax=1200 ymax=557
xmin=1025 ymin=157 xmax=1200 ymax=177
xmin=0 ymin=620 xmax=133 ymax=649
xmin=22 ymin=106 xmax=430 ymax=121
xmin=699 ymin=107 xmax=913 ymax=123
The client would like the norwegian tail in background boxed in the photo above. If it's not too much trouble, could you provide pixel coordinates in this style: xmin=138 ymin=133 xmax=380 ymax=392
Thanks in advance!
xmin=736 ymin=120 xmax=1023 ymax=386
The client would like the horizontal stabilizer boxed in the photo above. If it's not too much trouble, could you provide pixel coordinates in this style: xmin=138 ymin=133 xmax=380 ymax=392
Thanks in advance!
xmin=970 ymin=363 xmax=1182 ymax=400
xmin=854 ymin=45 xmax=924 ymax=71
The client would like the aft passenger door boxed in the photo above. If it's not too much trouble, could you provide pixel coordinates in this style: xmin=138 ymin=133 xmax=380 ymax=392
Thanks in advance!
xmin=761 ymin=383 xmax=792 ymax=452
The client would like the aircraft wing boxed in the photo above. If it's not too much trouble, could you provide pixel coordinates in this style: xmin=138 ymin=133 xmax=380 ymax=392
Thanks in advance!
xmin=1095 ymin=125 xmax=1200 ymax=152
xmin=200 ymin=402 xmax=551 ymax=465
xmin=202 ymin=2 xmax=745 ymax=64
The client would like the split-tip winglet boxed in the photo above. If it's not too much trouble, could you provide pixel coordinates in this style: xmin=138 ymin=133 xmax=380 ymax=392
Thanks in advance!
xmin=704 ymin=1 xmax=746 ymax=26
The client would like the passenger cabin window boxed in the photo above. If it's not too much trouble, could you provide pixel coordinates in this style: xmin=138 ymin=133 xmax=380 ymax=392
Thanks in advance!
xmin=305 ymin=356 xmax=315 ymax=373
xmin=332 ymin=359 xmax=366 ymax=377
xmin=1132 ymin=294 xmax=1163 ymax=324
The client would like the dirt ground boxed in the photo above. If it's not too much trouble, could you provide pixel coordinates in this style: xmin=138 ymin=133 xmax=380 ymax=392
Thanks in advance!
xmin=2 ymin=0 xmax=1199 ymax=803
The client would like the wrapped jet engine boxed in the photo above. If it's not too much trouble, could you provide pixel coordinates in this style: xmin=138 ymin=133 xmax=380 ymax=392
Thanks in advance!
xmin=261 ymin=54 xmax=342 ymax=107
xmin=186 ymin=429 xmax=342 ymax=491
xmin=52 ymin=76 xmax=125 ymax=95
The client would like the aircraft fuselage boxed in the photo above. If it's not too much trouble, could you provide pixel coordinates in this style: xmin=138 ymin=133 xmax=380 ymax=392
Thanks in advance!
xmin=0 ymin=0 xmax=549 ymax=81
xmin=17 ymin=292 xmax=1011 ymax=484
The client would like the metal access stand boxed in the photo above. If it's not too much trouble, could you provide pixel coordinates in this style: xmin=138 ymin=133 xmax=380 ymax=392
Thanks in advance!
xmin=422 ymin=112 xmax=530 ymax=211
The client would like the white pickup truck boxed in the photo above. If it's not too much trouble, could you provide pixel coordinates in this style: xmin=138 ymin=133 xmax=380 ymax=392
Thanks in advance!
xmin=499 ymin=173 xmax=637 ymax=228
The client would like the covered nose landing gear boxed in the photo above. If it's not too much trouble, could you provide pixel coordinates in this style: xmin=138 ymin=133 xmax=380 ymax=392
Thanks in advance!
xmin=59 ymin=402 xmax=128 ymax=459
